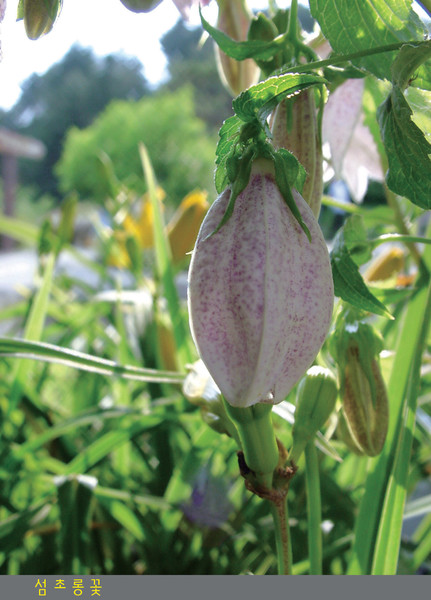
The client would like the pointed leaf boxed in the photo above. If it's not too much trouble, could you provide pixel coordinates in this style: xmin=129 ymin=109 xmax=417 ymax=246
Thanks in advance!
xmin=378 ymin=86 xmax=431 ymax=209
xmin=200 ymin=7 xmax=283 ymax=62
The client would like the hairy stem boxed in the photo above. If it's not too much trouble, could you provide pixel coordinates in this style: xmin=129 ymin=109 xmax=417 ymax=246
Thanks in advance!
xmin=270 ymin=495 xmax=292 ymax=574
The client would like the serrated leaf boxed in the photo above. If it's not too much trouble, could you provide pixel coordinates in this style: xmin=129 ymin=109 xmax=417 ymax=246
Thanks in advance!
xmin=391 ymin=40 xmax=431 ymax=89
xmin=200 ymin=7 xmax=282 ymax=62
xmin=215 ymin=115 xmax=243 ymax=194
xmin=377 ymin=86 xmax=431 ymax=209
xmin=233 ymin=73 xmax=326 ymax=128
xmin=309 ymin=0 xmax=425 ymax=81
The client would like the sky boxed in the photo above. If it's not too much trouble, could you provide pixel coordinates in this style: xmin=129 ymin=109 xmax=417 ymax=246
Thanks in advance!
xmin=0 ymin=0 xmax=285 ymax=111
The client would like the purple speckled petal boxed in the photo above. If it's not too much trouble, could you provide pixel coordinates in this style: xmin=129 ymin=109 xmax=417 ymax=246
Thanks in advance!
xmin=188 ymin=160 xmax=334 ymax=408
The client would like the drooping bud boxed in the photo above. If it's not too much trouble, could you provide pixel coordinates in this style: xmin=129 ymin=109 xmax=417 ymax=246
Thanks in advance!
xmin=364 ymin=246 xmax=405 ymax=283
xmin=188 ymin=159 xmax=334 ymax=409
xmin=215 ymin=0 xmax=259 ymax=96
xmin=269 ymin=89 xmax=323 ymax=218
xmin=289 ymin=366 xmax=338 ymax=463
xmin=119 ymin=0 xmax=163 ymax=13
xmin=330 ymin=313 xmax=389 ymax=457
xmin=22 ymin=0 xmax=61 ymax=40
xmin=167 ymin=190 xmax=209 ymax=265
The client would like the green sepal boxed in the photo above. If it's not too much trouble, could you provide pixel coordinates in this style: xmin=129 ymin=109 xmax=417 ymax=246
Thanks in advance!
xmin=206 ymin=148 xmax=255 ymax=240
xmin=273 ymin=150 xmax=311 ymax=241
xmin=223 ymin=400 xmax=279 ymax=489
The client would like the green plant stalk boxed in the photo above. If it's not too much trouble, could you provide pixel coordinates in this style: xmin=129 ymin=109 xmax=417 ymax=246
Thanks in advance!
xmin=304 ymin=441 xmax=322 ymax=575
xmin=139 ymin=143 xmax=194 ymax=369
xmin=281 ymin=40 xmax=428 ymax=76
xmin=371 ymin=273 xmax=431 ymax=574
xmin=223 ymin=400 xmax=279 ymax=489
xmin=348 ymin=236 xmax=431 ymax=574
xmin=270 ymin=496 xmax=292 ymax=575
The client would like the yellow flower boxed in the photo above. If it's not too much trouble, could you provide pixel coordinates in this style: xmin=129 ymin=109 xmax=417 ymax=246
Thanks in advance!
xmin=167 ymin=190 xmax=209 ymax=265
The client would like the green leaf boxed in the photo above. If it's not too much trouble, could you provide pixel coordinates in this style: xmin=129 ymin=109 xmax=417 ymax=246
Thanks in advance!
xmin=378 ymin=86 xmax=431 ymax=209
xmin=215 ymin=115 xmax=243 ymax=194
xmin=11 ymin=406 xmax=160 ymax=460
xmin=340 ymin=214 xmax=373 ymax=266
xmin=8 ymin=250 xmax=57 ymax=413
xmin=200 ymin=7 xmax=283 ymax=62
xmin=330 ymin=218 xmax=392 ymax=318
xmin=232 ymin=73 xmax=326 ymax=128
xmin=391 ymin=39 xmax=431 ymax=89
xmin=0 ymin=214 xmax=39 ymax=246
xmin=309 ymin=0 xmax=425 ymax=80
xmin=56 ymin=476 xmax=94 ymax=573
xmin=63 ymin=420 xmax=162 ymax=475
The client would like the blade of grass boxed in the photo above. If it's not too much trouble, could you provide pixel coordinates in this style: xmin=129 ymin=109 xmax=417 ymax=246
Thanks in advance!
xmin=57 ymin=476 xmax=94 ymax=574
xmin=10 ymin=407 xmax=157 ymax=459
xmin=348 ymin=238 xmax=431 ymax=574
xmin=0 ymin=337 xmax=184 ymax=384
xmin=63 ymin=418 xmax=165 ymax=475
xmin=139 ymin=143 xmax=194 ymax=369
xmin=8 ymin=250 xmax=56 ymax=413
xmin=371 ymin=273 xmax=431 ymax=574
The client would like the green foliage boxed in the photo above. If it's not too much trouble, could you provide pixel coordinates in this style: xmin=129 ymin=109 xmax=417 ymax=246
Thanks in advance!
xmin=160 ymin=19 xmax=233 ymax=129
xmin=1 ymin=45 xmax=148 ymax=197
xmin=56 ymin=87 xmax=217 ymax=206
xmin=309 ymin=0 xmax=426 ymax=80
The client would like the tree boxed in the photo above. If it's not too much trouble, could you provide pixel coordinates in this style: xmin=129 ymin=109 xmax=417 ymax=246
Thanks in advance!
xmin=56 ymin=86 xmax=217 ymax=207
xmin=1 ymin=45 xmax=149 ymax=197
xmin=160 ymin=19 xmax=233 ymax=129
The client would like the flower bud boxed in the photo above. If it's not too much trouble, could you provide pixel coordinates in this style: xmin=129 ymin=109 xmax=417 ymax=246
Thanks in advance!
xmin=269 ymin=89 xmax=323 ymax=218
xmin=330 ymin=315 xmax=388 ymax=457
xmin=167 ymin=190 xmax=209 ymax=265
xmin=22 ymin=0 xmax=61 ymax=40
xmin=188 ymin=159 xmax=334 ymax=408
xmin=290 ymin=366 xmax=338 ymax=463
xmin=364 ymin=246 xmax=404 ymax=283
xmin=119 ymin=0 xmax=163 ymax=13
xmin=215 ymin=0 xmax=259 ymax=96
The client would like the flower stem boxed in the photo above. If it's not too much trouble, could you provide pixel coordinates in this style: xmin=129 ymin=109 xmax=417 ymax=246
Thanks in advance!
xmin=270 ymin=495 xmax=292 ymax=574
xmin=304 ymin=441 xmax=322 ymax=574
xmin=223 ymin=400 xmax=279 ymax=489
